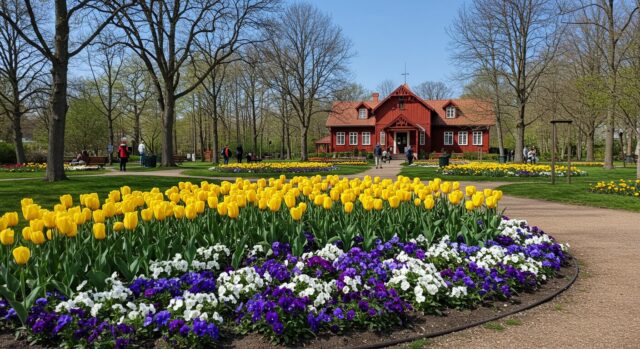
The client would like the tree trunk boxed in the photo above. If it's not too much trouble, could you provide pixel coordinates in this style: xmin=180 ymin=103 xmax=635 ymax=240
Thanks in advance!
xmin=604 ymin=107 xmax=615 ymax=169
xmin=494 ymin=102 xmax=505 ymax=158
xmin=133 ymin=104 xmax=141 ymax=154
xmin=586 ymin=129 xmax=595 ymax=161
xmin=280 ymin=119 xmax=285 ymax=158
xmin=12 ymin=109 xmax=26 ymax=164
xmin=161 ymin=93 xmax=176 ymax=167
xmin=300 ymin=124 xmax=308 ymax=161
xmin=576 ymin=131 xmax=583 ymax=161
xmin=213 ymin=116 xmax=219 ymax=164
xmin=285 ymin=121 xmax=291 ymax=159
xmin=47 ymin=60 xmax=69 ymax=181
xmin=514 ymin=104 xmax=525 ymax=163
xmin=107 ymin=118 xmax=114 ymax=165
xmin=636 ymin=127 xmax=639 ymax=179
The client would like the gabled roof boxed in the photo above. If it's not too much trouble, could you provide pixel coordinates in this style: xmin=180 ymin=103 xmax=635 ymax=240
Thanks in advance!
xmin=326 ymin=101 xmax=378 ymax=127
xmin=355 ymin=101 xmax=374 ymax=110
xmin=383 ymin=114 xmax=425 ymax=131
xmin=427 ymin=99 xmax=495 ymax=127
xmin=372 ymin=84 xmax=436 ymax=114
xmin=315 ymin=135 xmax=331 ymax=144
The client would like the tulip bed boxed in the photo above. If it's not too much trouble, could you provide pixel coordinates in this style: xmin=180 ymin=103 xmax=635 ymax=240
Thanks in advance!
xmin=590 ymin=179 xmax=640 ymax=198
xmin=0 ymin=175 xmax=570 ymax=348
xmin=411 ymin=159 xmax=469 ymax=168
xmin=0 ymin=163 xmax=101 ymax=173
xmin=440 ymin=162 xmax=586 ymax=177
xmin=213 ymin=162 xmax=337 ymax=173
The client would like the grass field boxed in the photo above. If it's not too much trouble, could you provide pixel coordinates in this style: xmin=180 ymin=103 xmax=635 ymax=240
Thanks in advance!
xmin=0 ymin=169 xmax=107 ymax=179
xmin=181 ymin=164 xmax=372 ymax=178
xmin=0 ymin=176 xmax=193 ymax=215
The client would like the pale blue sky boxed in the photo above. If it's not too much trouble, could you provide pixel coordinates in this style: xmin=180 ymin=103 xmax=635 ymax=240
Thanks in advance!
xmin=310 ymin=0 xmax=466 ymax=95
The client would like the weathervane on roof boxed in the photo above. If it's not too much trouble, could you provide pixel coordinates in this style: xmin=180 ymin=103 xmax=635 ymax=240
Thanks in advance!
xmin=401 ymin=63 xmax=409 ymax=84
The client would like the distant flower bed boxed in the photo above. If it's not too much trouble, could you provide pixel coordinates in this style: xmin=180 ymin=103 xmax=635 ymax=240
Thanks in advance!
xmin=0 ymin=163 xmax=101 ymax=172
xmin=563 ymin=162 xmax=603 ymax=167
xmin=439 ymin=162 xmax=586 ymax=177
xmin=590 ymin=179 xmax=640 ymax=198
xmin=308 ymin=158 xmax=368 ymax=165
xmin=411 ymin=159 xmax=469 ymax=168
xmin=213 ymin=162 xmax=336 ymax=173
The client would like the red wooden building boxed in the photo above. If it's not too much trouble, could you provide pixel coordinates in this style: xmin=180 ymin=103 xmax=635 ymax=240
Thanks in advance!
xmin=322 ymin=84 xmax=495 ymax=157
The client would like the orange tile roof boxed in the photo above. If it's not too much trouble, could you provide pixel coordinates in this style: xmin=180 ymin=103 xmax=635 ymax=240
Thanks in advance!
xmin=315 ymin=135 xmax=331 ymax=144
xmin=326 ymin=101 xmax=378 ymax=127
xmin=426 ymin=99 xmax=495 ymax=127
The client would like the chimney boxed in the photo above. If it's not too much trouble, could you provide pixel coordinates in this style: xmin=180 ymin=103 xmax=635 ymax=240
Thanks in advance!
xmin=372 ymin=92 xmax=379 ymax=104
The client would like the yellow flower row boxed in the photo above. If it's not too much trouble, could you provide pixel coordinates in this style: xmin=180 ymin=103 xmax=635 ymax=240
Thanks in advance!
xmin=590 ymin=179 xmax=640 ymax=198
xmin=216 ymin=162 xmax=335 ymax=173
xmin=440 ymin=162 xmax=585 ymax=177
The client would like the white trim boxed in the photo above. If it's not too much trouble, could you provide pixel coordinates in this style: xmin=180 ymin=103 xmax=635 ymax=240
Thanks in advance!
xmin=473 ymin=131 xmax=483 ymax=145
xmin=446 ymin=106 xmax=456 ymax=118
xmin=358 ymin=108 xmax=367 ymax=119
xmin=336 ymin=132 xmax=345 ymax=145
xmin=444 ymin=131 xmax=454 ymax=145
xmin=458 ymin=131 xmax=468 ymax=145
xmin=380 ymin=131 xmax=386 ymax=145
xmin=362 ymin=132 xmax=371 ymax=145
xmin=349 ymin=132 xmax=358 ymax=145
xmin=419 ymin=131 xmax=425 ymax=145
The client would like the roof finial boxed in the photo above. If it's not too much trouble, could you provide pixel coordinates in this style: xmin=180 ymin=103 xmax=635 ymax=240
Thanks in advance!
xmin=401 ymin=63 xmax=409 ymax=84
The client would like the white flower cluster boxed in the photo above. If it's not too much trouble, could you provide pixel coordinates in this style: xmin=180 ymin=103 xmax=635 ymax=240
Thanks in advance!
xmin=216 ymin=267 xmax=268 ymax=304
xmin=302 ymin=243 xmax=344 ymax=262
xmin=281 ymin=274 xmax=335 ymax=309
xmin=150 ymin=244 xmax=231 ymax=278
xmin=385 ymin=252 xmax=447 ymax=304
xmin=168 ymin=291 xmax=222 ymax=323
xmin=424 ymin=236 xmax=462 ymax=263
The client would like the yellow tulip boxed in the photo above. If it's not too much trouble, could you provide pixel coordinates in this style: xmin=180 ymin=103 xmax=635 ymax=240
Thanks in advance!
xmin=4 ymin=212 xmax=18 ymax=227
xmin=465 ymin=185 xmax=476 ymax=197
xmin=185 ymin=204 xmax=198 ymax=219
xmin=492 ymin=190 xmax=503 ymax=200
xmin=217 ymin=202 xmax=228 ymax=216
xmin=290 ymin=206 xmax=303 ymax=221
xmin=113 ymin=221 xmax=124 ymax=232
xmin=22 ymin=227 xmax=32 ymax=241
xmin=344 ymin=202 xmax=354 ymax=214
xmin=60 ymin=194 xmax=73 ymax=208
xmin=472 ymin=193 xmax=485 ymax=208
xmin=103 ymin=202 xmax=116 ymax=218
xmin=0 ymin=217 xmax=5 ymax=231
xmin=373 ymin=198 xmax=383 ymax=211
xmin=452 ymin=181 xmax=460 ymax=190
xmin=173 ymin=205 xmax=185 ymax=219
xmin=23 ymin=204 xmax=40 ymax=220
xmin=93 ymin=210 xmax=105 ymax=223
xmin=440 ymin=182 xmax=452 ymax=194
xmin=12 ymin=246 xmax=30 ymax=265
xmin=414 ymin=198 xmax=422 ymax=206
xmin=141 ymin=208 xmax=153 ymax=222
xmin=258 ymin=198 xmax=268 ymax=210
xmin=423 ymin=196 xmax=435 ymax=210
xmin=109 ymin=190 xmax=121 ymax=203
xmin=20 ymin=198 xmax=33 ymax=208
xmin=121 ymin=186 xmax=131 ymax=196
xmin=448 ymin=190 xmax=464 ymax=205
xmin=388 ymin=196 xmax=400 ymax=209
xmin=0 ymin=229 xmax=15 ymax=245
xmin=46 ymin=229 xmax=53 ymax=240
xmin=285 ymin=195 xmax=296 ymax=208
xmin=30 ymin=219 xmax=45 ymax=233
xmin=30 ymin=230 xmax=46 ymax=245
xmin=485 ymin=196 xmax=498 ymax=209
xmin=207 ymin=196 xmax=218 ymax=209
xmin=123 ymin=212 xmax=138 ymax=230
xmin=93 ymin=223 xmax=106 ymax=240
xmin=227 ymin=202 xmax=239 ymax=219
xmin=195 ymin=200 xmax=205 ymax=214
xmin=73 ymin=212 xmax=86 ymax=225
xmin=268 ymin=197 xmax=281 ymax=212
xmin=322 ymin=197 xmax=333 ymax=210
xmin=483 ymin=188 xmax=493 ymax=197
xmin=465 ymin=200 xmax=475 ymax=211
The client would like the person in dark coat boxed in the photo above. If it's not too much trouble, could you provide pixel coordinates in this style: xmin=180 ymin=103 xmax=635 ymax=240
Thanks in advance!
xmin=405 ymin=145 xmax=413 ymax=165
xmin=374 ymin=143 xmax=383 ymax=169
xmin=236 ymin=145 xmax=244 ymax=163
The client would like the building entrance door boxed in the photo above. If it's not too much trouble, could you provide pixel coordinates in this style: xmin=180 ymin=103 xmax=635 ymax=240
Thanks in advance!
xmin=395 ymin=132 xmax=407 ymax=154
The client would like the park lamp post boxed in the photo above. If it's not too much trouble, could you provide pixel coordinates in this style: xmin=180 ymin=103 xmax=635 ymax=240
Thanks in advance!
xmin=550 ymin=119 xmax=573 ymax=185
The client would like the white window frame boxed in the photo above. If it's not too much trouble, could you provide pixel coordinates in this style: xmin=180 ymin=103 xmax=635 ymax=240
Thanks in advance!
xmin=458 ymin=131 xmax=468 ymax=145
xmin=444 ymin=131 xmax=454 ymax=145
xmin=336 ymin=132 xmax=345 ymax=145
xmin=380 ymin=131 xmax=386 ymax=145
xmin=419 ymin=131 xmax=425 ymax=145
xmin=473 ymin=131 xmax=483 ymax=145
xmin=362 ymin=132 xmax=371 ymax=146
xmin=358 ymin=108 xmax=367 ymax=119
xmin=446 ymin=106 xmax=456 ymax=118
xmin=349 ymin=132 xmax=358 ymax=145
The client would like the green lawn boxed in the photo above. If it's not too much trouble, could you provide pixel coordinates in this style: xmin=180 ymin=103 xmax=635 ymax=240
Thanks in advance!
xmin=0 ymin=169 xmax=107 ymax=179
xmin=181 ymin=164 xmax=372 ymax=178
xmin=0 ymin=176 xmax=197 ymax=215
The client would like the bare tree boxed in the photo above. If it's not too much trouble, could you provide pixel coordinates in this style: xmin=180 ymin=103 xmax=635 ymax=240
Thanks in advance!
xmin=0 ymin=0 xmax=47 ymax=164
xmin=414 ymin=80 xmax=453 ymax=100
xmin=87 ymin=37 xmax=126 ymax=165
xmin=122 ymin=58 xmax=153 ymax=155
xmin=112 ymin=0 xmax=276 ymax=166
xmin=568 ymin=0 xmax=638 ymax=169
xmin=451 ymin=0 xmax=564 ymax=162
xmin=261 ymin=2 xmax=352 ymax=160
xmin=0 ymin=0 xmax=131 ymax=181
xmin=376 ymin=79 xmax=396 ymax=97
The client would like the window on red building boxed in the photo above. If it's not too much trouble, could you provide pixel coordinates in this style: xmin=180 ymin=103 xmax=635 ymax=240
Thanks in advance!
xmin=458 ymin=131 xmax=468 ymax=145
xmin=336 ymin=132 xmax=345 ymax=145
xmin=349 ymin=132 xmax=358 ymax=145
xmin=419 ymin=131 xmax=425 ymax=145
xmin=444 ymin=131 xmax=453 ymax=145
xmin=473 ymin=131 xmax=483 ymax=145
xmin=380 ymin=131 xmax=386 ymax=145
xmin=362 ymin=132 xmax=371 ymax=145
xmin=358 ymin=108 xmax=367 ymax=119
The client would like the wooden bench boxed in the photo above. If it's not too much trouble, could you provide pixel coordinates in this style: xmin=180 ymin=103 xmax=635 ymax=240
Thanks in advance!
xmin=247 ymin=157 xmax=263 ymax=163
xmin=172 ymin=155 xmax=188 ymax=164
xmin=87 ymin=156 xmax=108 ymax=167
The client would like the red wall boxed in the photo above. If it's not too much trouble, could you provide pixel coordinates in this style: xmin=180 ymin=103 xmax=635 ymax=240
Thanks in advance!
xmin=330 ymin=127 xmax=376 ymax=153
xmin=431 ymin=127 xmax=490 ymax=153
xmin=374 ymin=96 xmax=432 ymax=155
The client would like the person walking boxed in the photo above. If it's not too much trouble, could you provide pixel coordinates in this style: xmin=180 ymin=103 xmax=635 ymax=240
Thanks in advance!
xmin=236 ymin=145 xmax=244 ymax=163
xmin=221 ymin=145 xmax=230 ymax=165
xmin=138 ymin=141 xmax=146 ymax=165
xmin=523 ymin=145 xmax=529 ymax=163
xmin=374 ymin=143 xmax=383 ymax=169
xmin=117 ymin=138 xmax=130 ymax=172
xmin=405 ymin=145 xmax=413 ymax=165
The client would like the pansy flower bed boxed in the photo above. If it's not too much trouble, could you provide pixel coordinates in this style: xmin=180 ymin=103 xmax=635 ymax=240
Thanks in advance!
xmin=211 ymin=162 xmax=337 ymax=173
xmin=590 ymin=179 xmax=640 ymax=198
xmin=0 ymin=176 xmax=570 ymax=347
xmin=439 ymin=162 xmax=586 ymax=177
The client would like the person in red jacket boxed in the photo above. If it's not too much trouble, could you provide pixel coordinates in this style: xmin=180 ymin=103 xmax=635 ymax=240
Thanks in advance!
xmin=118 ymin=139 xmax=130 ymax=171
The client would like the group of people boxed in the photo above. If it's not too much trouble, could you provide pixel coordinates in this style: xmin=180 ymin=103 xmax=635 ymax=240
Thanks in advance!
xmin=523 ymin=145 xmax=538 ymax=164
xmin=373 ymin=144 xmax=415 ymax=168
xmin=221 ymin=144 xmax=258 ymax=164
